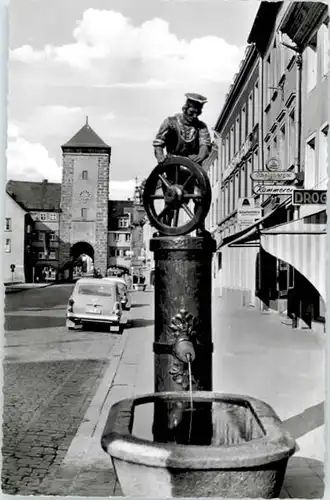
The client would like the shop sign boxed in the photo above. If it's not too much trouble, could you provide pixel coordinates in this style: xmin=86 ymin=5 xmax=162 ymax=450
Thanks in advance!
xmin=253 ymin=184 xmax=296 ymax=195
xmin=250 ymin=171 xmax=296 ymax=181
xmin=266 ymin=157 xmax=281 ymax=171
xmin=292 ymin=190 xmax=327 ymax=205
xmin=237 ymin=197 xmax=262 ymax=227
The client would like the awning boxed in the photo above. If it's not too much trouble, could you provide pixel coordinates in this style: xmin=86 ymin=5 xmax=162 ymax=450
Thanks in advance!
xmin=260 ymin=210 xmax=327 ymax=301
xmin=218 ymin=197 xmax=291 ymax=249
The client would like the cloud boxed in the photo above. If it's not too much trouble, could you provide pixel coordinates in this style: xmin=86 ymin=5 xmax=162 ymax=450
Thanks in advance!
xmin=10 ymin=9 xmax=245 ymax=85
xmin=109 ymin=180 xmax=136 ymax=200
xmin=7 ymin=123 xmax=62 ymax=182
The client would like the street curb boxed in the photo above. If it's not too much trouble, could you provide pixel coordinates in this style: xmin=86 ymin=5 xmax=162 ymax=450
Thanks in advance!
xmin=4 ymin=282 xmax=56 ymax=294
xmin=62 ymin=330 xmax=129 ymax=470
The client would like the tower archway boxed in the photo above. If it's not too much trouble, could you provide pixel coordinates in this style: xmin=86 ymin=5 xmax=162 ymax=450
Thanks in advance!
xmin=70 ymin=241 xmax=94 ymax=275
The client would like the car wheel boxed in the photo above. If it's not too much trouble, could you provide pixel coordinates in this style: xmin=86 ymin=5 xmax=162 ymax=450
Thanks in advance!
xmin=66 ymin=319 xmax=76 ymax=330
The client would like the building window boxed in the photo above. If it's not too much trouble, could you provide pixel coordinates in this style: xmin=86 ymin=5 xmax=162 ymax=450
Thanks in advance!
xmin=38 ymin=252 xmax=44 ymax=259
xmin=81 ymin=208 xmax=87 ymax=219
xmin=241 ymin=106 xmax=246 ymax=143
xmin=254 ymin=148 xmax=259 ymax=171
xmin=5 ymin=218 xmax=11 ymax=231
xmin=254 ymin=81 xmax=259 ymax=125
xmin=305 ymin=135 xmax=316 ymax=188
xmin=288 ymin=109 xmax=295 ymax=169
xmin=49 ymin=213 xmax=57 ymax=221
xmin=215 ymin=198 xmax=219 ymax=225
xmin=225 ymin=135 xmax=230 ymax=165
xmin=306 ymin=33 xmax=317 ymax=92
xmin=114 ymin=233 xmax=120 ymax=242
xmin=49 ymin=251 xmax=56 ymax=260
xmin=49 ymin=232 xmax=57 ymax=241
xmin=125 ymin=233 xmax=131 ymax=241
xmin=235 ymin=116 xmax=240 ymax=154
xmin=211 ymin=202 xmax=214 ymax=227
xmin=320 ymin=20 xmax=329 ymax=76
xmin=279 ymin=124 xmax=286 ymax=170
xmin=40 ymin=213 xmax=47 ymax=221
xmin=266 ymin=54 xmax=272 ymax=103
xmin=247 ymin=157 xmax=252 ymax=196
xmin=230 ymin=126 xmax=234 ymax=160
xmin=248 ymin=92 xmax=253 ymax=133
xmin=319 ymin=124 xmax=329 ymax=187
xmin=5 ymin=238 xmax=11 ymax=253
xmin=38 ymin=232 xmax=45 ymax=242
xmin=118 ymin=217 xmax=129 ymax=228
xmin=240 ymin=165 xmax=246 ymax=198
xmin=221 ymin=141 xmax=225 ymax=172
xmin=82 ymin=170 xmax=88 ymax=180
xmin=234 ymin=171 xmax=239 ymax=210
xmin=230 ymin=177 xmax=235 ymax=212
xmin=221 ymin=187 xmax=225 ymax=220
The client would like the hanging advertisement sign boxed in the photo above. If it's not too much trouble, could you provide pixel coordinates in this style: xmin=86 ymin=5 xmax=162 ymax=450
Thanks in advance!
xmin=253 ymin=184 xmax=296 ymax=195
xmin=237 ymin=197 xmax=262 ymax=227
xmin=250 ymin=171 xmax=296 ymax=181
xmin=266 ymin=157 xmax=282 ymax=171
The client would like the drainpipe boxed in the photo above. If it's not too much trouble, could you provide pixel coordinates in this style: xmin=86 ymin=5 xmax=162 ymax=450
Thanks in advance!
xmin=279 ymin=32 xmax=302 ymax=220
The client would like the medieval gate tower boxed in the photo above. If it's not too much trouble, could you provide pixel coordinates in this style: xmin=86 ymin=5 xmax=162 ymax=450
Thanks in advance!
xmin=59 ymin=118 xmax=111 ymax=277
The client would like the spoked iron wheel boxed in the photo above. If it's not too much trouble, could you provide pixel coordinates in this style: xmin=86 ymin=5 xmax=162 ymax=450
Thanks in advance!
xmin=143 ymin=156 xmax=211 ymax=236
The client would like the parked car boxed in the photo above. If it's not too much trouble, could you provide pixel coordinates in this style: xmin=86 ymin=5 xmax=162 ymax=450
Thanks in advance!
xmin=102 ymin=277 xmax=132 ymax=311
xmin=66 ymin=278 xmax=124 ymax=332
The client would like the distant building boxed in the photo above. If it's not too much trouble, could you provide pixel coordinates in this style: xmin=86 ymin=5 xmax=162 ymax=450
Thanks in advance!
xmin=108 ymin=200 xmax=133 ymax=275
xmin=6 ymin=179 xmax=61 ymax=282
xmin=4 ymin=190 xmax=29 ymax=283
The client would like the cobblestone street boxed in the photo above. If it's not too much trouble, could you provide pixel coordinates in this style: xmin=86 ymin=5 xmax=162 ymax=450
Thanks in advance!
xmin=2 ymin=284 xmax=122 ymax=495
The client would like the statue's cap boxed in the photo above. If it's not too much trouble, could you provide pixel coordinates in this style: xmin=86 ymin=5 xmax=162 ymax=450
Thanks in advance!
xmin=184 ymin=93 xmax=208 ymax=107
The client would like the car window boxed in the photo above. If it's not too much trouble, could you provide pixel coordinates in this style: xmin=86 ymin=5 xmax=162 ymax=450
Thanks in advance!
xmin=77 ymin=284 xmax=114 ymax=297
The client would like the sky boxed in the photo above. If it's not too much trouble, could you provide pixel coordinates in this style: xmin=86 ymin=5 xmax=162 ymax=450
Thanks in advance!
xmin=8 ymin=0 xmax=260 ymax=199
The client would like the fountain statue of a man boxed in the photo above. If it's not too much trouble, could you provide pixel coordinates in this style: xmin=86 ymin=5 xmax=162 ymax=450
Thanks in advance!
xmin=153 ymin=93 xmax=211 ymax=234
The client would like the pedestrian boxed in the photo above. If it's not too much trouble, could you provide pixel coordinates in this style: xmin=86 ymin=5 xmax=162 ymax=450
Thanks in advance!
xmin=153 ymin=92 xmax=211 ymax=234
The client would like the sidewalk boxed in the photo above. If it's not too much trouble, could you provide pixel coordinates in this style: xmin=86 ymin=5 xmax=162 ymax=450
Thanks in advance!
xmin=43 ymin=292 xmax=325 ymax=497
xmin=4 ymin=281 xmax=55 ymax=293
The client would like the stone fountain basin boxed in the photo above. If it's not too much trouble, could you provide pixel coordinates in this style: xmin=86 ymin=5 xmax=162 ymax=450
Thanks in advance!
xmin=101 ymin=391 xmax=296 ymax=498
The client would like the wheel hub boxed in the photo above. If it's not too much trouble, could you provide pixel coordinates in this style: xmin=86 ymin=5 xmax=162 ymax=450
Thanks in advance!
xmin=164 ymin=185 xmax=182 ymax=205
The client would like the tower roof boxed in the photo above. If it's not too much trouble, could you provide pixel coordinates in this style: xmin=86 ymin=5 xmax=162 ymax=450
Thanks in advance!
xmin=62 ymin=117 xmax=110 ymax=149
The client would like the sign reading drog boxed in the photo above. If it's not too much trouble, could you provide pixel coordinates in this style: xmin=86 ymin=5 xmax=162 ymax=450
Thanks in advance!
xmin=292 ymin=190 xmax=327 ymax=205
xmin=253 ymin=184 xmax=296 ymax=195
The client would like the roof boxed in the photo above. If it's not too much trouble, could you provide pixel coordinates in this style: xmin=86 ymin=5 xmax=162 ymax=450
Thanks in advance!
xmin=247 ymin=2 xmax=282 ymax=53
xmin=62 ymin=121 xmax=110 ymax=149
xmin=6 ymin=180 xmax=61 ymax=211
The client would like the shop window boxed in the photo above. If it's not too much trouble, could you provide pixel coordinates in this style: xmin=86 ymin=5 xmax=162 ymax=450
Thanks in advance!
xmin=5 ymin=218 xmax=11 ymax=231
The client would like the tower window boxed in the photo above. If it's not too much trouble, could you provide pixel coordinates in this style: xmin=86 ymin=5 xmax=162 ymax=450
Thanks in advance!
xmin=82 ymin=170 xmax=88 ymax=180
xmin=5 ymin=238 xmax=11 ymax=253
xmin=81 ymin=208 xmax=87 ymax=219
